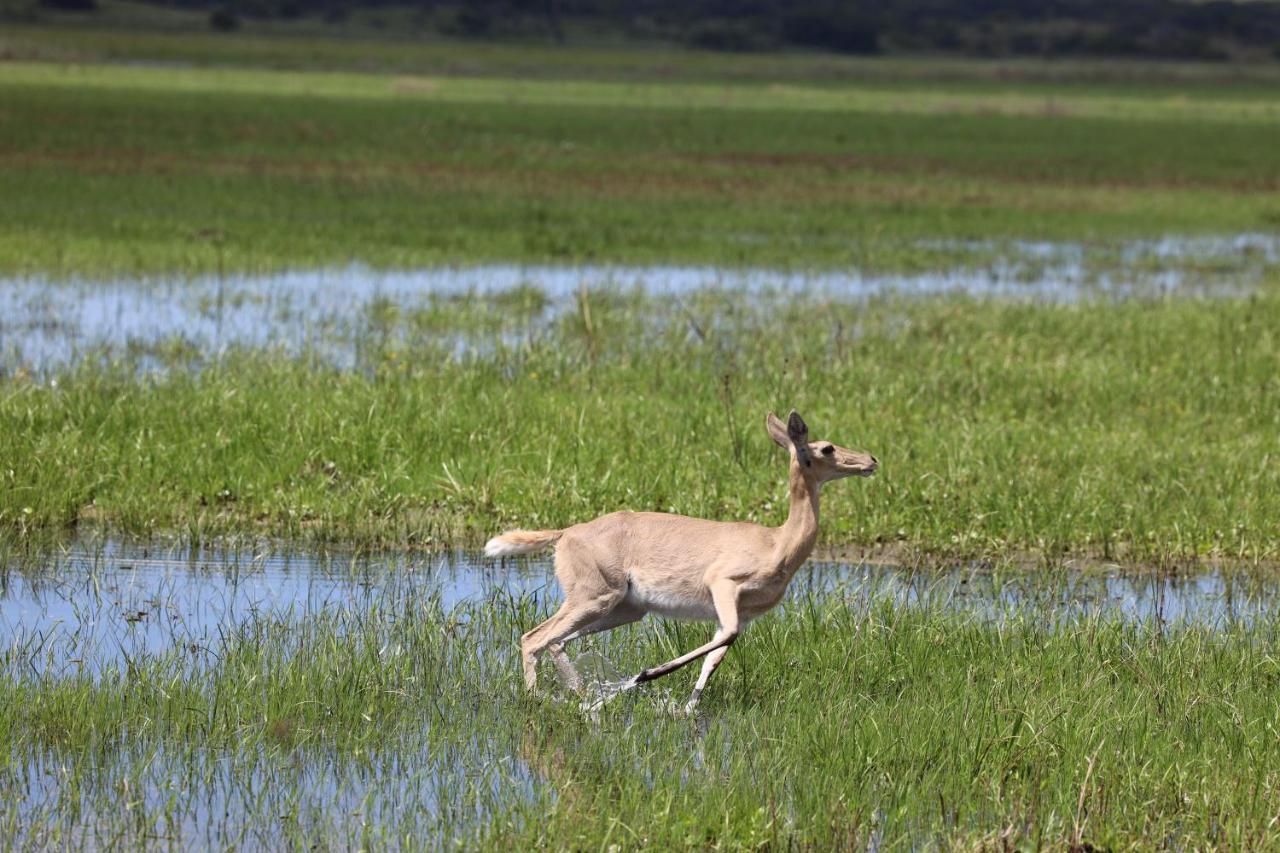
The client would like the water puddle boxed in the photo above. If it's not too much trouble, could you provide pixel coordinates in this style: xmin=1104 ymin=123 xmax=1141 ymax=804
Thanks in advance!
xmin=13 ymin=735 xmax=541 ymax=848
xmin=0 ymin=542 xmax=557 ymax=679
xmin=2 ymin=233 xmax=1276 ymax=370
xmin=5 ymin=540 xmax=1280 ymax=845
xmin=4 ymin=541 xmax=1277 ymax=681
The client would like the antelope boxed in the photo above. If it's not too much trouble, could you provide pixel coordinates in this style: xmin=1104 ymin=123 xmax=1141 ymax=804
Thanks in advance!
xmin=484 ymin=410 xmax=878 ymax=713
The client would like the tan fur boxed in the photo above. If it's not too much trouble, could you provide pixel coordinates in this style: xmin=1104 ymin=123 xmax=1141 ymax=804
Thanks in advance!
xmin=490 ymin=409 xmax=877 ymax=712
xmin=484 ymin=529 xmax=564 ymax=557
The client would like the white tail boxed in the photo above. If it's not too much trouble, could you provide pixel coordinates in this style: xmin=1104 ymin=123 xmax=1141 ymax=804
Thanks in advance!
xmin=484 ymin=529 xmax=563 ymax=557
xmin=492 ymin=409 xmax=878 ymax=714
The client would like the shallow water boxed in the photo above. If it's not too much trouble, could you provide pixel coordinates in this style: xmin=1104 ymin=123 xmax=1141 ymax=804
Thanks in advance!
xmin=5 ymin=541 xmax=1280 ymax=846
xmin=3 ymin=540 xmax=1277 ymax=681
xmin=14 ymin=733 xmax=542 ymax=848
xmin=2 ymin=233 xmax=1276 ymax=370
xmin=5 ymin=236 xmax=1276 ymax=844
xmin=0 ymin=543 xmax=555 ymax=679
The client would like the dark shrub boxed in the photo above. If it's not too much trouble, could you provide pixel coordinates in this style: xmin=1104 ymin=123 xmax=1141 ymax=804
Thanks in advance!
xmin=441 ymin=6 xmax=493 ymax=38
xmin=1009 ymin=31 xmax=1042 ymax=56
xmin=1142 ymin=23 xmax=1218 ymax=59
xmin=38 ymin=0 xmax=97 ymax=11
xmin=687 ymin=20 xmax=767 ymax=52
xmin=782 ymin=10 xmax=879 ymax=54
xmin=209 ymin=6 xmax=239 ymax=30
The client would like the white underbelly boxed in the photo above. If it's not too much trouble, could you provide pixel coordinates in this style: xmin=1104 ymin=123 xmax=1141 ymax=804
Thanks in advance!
xmin=624 ymin=581 xmax=717 ymax=622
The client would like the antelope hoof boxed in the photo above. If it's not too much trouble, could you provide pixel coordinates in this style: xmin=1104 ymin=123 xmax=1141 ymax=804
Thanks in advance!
xmin=679 ymin=689 xmax=703 ymax=718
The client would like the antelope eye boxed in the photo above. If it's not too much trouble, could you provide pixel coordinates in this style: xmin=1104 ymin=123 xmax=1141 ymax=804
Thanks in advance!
xmin=821 ymin=445 xmax=835 ymax=456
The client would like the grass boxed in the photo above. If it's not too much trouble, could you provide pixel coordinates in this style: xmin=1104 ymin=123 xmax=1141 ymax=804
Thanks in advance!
xmin=6 ymin=572 xmax=1280 ymax=848
xmin=2 ymin=288 xmax=1276 ymax=562
xmin=1 ymin=57 xmax=1279 ymax=277
xmin=0 ymin=32 xmax=1275 ymax=559
xmin=2 ymin=29 xmax=1279 ymax=849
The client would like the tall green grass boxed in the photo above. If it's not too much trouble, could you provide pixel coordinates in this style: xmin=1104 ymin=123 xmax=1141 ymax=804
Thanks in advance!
xmin=5 ymin=584 xmax=1280 ymax=847
xmin=3 ymin=289 xmax=1276 ymax=561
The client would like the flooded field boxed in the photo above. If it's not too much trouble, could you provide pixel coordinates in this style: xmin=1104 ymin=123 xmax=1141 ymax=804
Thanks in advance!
xmin=2 ymin=234 xmax=1276 ymax=371
xmin=4 ymin=541 xmax=1279 ymax=681
xmin=2 ymin=236 xmax=1277 ymax=848
xmin=3 ymin=252 xmax=1278 ymax=848
xmin=5 ymin=41 xmax=1279 ymax=844
xmin=5 ymin=539 xmax=1280 ymax=846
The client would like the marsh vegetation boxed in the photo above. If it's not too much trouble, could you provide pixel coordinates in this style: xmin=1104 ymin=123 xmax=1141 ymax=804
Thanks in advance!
xmin=7 ymin=543 xmax=1280 ymax=848
xmin=1 ymin=28 xmax=1278 ymax=849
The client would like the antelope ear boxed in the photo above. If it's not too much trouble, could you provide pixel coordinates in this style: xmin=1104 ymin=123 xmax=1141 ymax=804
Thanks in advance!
xmin=788 ymin=410 xmax=813 ymax=467
xmin=766 ymin=412 xmax=789 ymax=449
xmin=787 ymin=410 xmax=809 ymax=443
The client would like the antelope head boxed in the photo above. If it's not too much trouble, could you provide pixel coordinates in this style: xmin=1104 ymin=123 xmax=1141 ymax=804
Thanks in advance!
xmin=766 ymin=410 xmax=878 ymax=483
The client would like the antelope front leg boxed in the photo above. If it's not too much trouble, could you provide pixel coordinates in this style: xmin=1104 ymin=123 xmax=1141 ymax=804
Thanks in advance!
xmin=632 ymin=580 xmax=741 ymax=688
xmin=684 ymin=645 xmax=730 ymax=714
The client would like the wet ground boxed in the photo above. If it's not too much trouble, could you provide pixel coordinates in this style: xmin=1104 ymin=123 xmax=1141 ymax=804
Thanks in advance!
xmin=5 ymin=540 xmax=1277 ymax=681
xmin=2 ymin=234 xmax=1276 ymax=370
xmin=6 ymin=541 xmax=1279 ymax=844
xmin=3 ymin=236 xmax=1278 ymax=845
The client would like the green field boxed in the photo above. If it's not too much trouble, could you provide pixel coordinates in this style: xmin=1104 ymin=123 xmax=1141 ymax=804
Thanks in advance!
xmin=0 ymin=41 xmax=1274 ymax=558
xmin=1 ymin=51 xmax=1279 ymax=278
xmin=2 ymin=30 xmax=1280 ymax=849
xmin=3 ymin=289 xmax=1278 ymax=562
xmin=0 ymin=44 xmax=1277 ymax=559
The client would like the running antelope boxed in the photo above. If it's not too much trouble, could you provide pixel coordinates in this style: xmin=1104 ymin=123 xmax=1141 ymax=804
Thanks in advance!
xmin=484 ymin=410 xmax=878 ymax=713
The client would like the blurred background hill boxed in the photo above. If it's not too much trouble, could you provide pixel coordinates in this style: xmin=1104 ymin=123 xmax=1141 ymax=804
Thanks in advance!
xmin=5 ymin=0 xmax=1280 ymax=62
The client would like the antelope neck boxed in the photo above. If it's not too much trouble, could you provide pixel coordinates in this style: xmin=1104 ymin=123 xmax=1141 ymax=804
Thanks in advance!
xmin=776 ymin=460 xmax=821 ymax=571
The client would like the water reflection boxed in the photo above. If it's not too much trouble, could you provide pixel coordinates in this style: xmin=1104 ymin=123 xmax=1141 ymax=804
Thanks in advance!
xmin=3 ymin=540 xmax=1276 ymax=681
xmin=4 ymin=539 xmax=1278 ymax=848
xmin=2 ymin=233 xmax=1275 ymax=370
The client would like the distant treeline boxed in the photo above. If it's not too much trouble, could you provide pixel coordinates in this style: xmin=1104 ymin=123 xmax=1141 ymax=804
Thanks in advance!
xmin=33 ymin=0 xmax=1280 ymax=60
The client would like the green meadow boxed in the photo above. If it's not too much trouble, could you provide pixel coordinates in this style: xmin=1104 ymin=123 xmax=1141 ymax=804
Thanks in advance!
xmin=2 ymin=28 xmax=1280 ymax=849
xmin=3 ymin=289 xmax=1278 ymax=562
xmin=1 ymin=50 xmax=1279 ymax=278
xmin=0 ymin=35 xmax=1276 ymax=562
